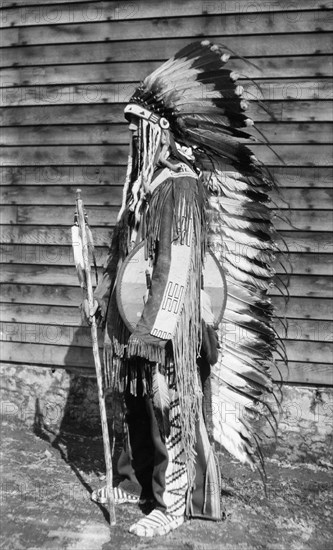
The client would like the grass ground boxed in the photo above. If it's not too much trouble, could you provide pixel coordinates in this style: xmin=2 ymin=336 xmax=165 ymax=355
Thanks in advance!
xmin=1 ymin=419 xmax=332 ymax=550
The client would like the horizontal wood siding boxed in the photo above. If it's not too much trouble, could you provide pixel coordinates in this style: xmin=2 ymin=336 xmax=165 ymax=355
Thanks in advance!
xmin=1 ymin=0 xmax=332 ymax=386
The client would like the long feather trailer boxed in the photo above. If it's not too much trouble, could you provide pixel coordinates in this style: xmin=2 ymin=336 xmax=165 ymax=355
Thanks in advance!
xmin=72 ymin=189 xmax=116 ymax=529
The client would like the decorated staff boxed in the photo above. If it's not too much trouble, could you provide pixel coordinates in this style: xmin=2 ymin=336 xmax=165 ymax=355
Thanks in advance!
xmin=71 ymin=189 xmax=116 ymax=529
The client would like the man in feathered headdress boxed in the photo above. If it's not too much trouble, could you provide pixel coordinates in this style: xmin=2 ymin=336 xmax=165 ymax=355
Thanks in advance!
xmin=86 ymin=40 xmax=280 ymax=537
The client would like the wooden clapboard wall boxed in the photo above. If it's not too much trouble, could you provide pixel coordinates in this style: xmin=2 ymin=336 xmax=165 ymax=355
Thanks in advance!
xmin=1 ymin=0 xmax=332 ymax=386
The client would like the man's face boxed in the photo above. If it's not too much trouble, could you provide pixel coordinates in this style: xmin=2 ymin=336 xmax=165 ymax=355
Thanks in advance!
xmin=128 ymin=116 xmax=140 ymax=176
xmin=128 ymin=116 xmax=139 ymax=137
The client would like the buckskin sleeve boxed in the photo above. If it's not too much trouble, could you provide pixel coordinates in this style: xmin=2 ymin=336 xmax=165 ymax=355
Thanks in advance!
xmin=94 ymin=223 xmax=122 ymax=319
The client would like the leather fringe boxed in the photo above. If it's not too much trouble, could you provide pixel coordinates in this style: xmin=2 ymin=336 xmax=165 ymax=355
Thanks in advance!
xmin=127 ymin=336 xmax=166 ymax=364
xmin=171 ymin=185 xmax=205 ymax=489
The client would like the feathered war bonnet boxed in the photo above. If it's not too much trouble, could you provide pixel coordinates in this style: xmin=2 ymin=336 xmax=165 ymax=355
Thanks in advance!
xmin=123 ymin=40 xmax=263 ymax=177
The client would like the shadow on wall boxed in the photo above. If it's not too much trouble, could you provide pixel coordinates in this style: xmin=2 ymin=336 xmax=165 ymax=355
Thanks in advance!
xmin=31 ymin=329 xmax=124 ymax=483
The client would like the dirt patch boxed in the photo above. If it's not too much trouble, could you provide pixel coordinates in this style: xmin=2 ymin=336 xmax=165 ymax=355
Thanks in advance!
xmin=1 ymin=419 xmax=332 ymax=550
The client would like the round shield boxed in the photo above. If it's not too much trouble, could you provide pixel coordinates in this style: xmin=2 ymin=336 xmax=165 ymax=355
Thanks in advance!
xmin=116 ymin=241 xmax=227 ymax=333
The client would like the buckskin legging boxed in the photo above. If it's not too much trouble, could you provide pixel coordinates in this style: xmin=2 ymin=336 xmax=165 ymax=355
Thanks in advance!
xmin=117 ymin=367 xmax=222 ymax=520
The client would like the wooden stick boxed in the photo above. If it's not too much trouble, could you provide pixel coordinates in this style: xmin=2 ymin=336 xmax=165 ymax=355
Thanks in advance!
xmin=75 ymin=188 xmax=116 ymax=528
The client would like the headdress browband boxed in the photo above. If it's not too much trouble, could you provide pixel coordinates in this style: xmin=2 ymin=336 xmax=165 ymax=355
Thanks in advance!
xmin=124 ymin=104 xmax=170 ymax=129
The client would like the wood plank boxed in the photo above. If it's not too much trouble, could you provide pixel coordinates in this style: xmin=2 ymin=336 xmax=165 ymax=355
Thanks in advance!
xmin=0 ymin=165 xmax=126 ymax=186
xmin=1 ymin=102 xmax=331 ymax=127
xmin=0 ymin=309 xmax=330 ymax=348
xmin=1 ymin=80 xmax=332 ymax=107
xmin=2 ymin=296 xmax=332 ymax=324
xmin=0 ymin=265 xmax=92 ymax=285
xmin=2 ymin=1 xmax=332 ymax=16
xmin=1 ymin=205 xmax=332 ymax=231
xmin=0 ymin=244 xmax=329 ymax=277
xmin=0 ymin=314 xmax=331 ymax=346
xmin=1 ymin=266 xmax=332 ymax=298
xmin=0 ymin=205 xmax=122 ymax=225
xmin=275 ymin=274 xmax=333 ymax=298
xmin=0 ymin=69 xmax=328 ymax=106
xmin=0 ymin=302 xmax=82 ymax=325
xmin=1 ymin=222 xmax=332 ymax=252
xmin=1 ymin=55 xmax=333 ymax=88
xmin=0 ymin=225 xmax=115 ymax=245
xmin=0 ymin=1 xmax=143 ymax=28
xmin=1 ymin=0 xmax=94 ymax=5
xmin=0 ymin=144 xmax=126 ymax=165
xmin=0 ymin=84 xmax=131 ymax=107
xmin=0 ymin=321 xmax=103 ymax=348
xmin=280 ymin=340 xmax=333 ymax=364
xmin=244 ymin=80 xmax=332 ymax=103
xmin=2 ymin=184 xmax=332 ymax=209
xmin=1 ymin=5 xmax=331 ymax=30
xmin=2 ymin=33 xmax=332 ymax=65
xmin=271 ymin=188 xmax=333 ymax=209
xmin=250 ymin=123 xmax=333 ymax=145
xmin=1 ymin=322 xmax=332 ymax=363
xmin=1 ymin=55 xmax=331 ymax=85
xmin=2 ymin=0 xmax=331 ymax=17
xmin=0 ymin=63 xmax=150 ymax=86
xmin=275 ymin=210 xmax=333 ymax=231
xmin=279 ymin=231 xmax=333 ymax=254
xmin=11 ymin=0 xmax=331 ymax=6
xmin=2 ymin=318 xmax=332 ymax=346
xmin=273 ymin=361 xmax=333 ymax=385
xmin=1 ymin=342 xmax=331 ymax=385
xmin=1 ymin=340 xmax=331 ymax=385
xmin=2 ymin=245 xmax=332 ymax=277
xmin=2 ymin=144 xmax=332 ymax=166
xmin=2 ymin=185 xmax=332 ymax=213
xmin=1 ymin=165 xmax=331 ymax=188
xmin=0 ymin=341 xmax=97 ymax=369
xmin=271 ymin=166 xmax=333 ymax=188
xmin=1 ymin=225 xmax=331 ymax=253
xmin=274 ymin=253 xmax=333 ymax=276
xmin=2 ymin=122 xmax=332 ymax=146
xmin=0 ymin=184 xmax=124 ymax=205
xmin=3 ymin=23 xmax=333 ymax=56
xmin=0 ymin=104 xmax=127 ymax=125
xmin=273 ymin=296 xmax=333 ymax=320
xmin=2 ymin=84 xmax=332 ymax=114
xmin=2 ymin=0 xmax=94 ymax=6
xmin=0 ymin=104 xmax=128 ymax=127
xmin=0 ymin=244 xmax=84 ymax=265
xmin=0 ymin=125 xmax=129 ymax=145
xmin=273 ymin=319 xmax=333 ymax=342
xmin=1 ymin=320 xmax=332 ymax=356
xmin=1 ymin=184 xmax=331 ymax=210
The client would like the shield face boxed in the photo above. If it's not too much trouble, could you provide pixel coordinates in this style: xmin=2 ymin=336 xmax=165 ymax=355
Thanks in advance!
xmin=116 ymin=241 xmax=227 ymax=333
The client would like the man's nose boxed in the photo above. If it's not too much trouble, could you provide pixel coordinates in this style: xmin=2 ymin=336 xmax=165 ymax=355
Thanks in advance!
xmin=129 ymin=123 xmax=138 ymax=131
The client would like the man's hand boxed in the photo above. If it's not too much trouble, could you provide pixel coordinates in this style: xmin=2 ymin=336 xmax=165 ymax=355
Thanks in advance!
xmin=81 ymin=298 xmax=100 ymax=325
